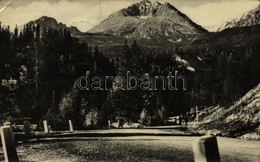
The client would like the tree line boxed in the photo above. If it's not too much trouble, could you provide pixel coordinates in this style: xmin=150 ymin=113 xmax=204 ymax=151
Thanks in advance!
xmin=2 ymin=22 xmax=258 ymax=129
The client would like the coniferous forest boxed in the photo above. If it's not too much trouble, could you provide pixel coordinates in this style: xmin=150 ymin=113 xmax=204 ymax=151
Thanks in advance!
xmin=0 ymin=21 xmax=260 ymax=130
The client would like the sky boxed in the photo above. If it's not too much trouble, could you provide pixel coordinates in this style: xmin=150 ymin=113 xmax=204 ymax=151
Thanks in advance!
xmin=0 ymin=0 xmax=259 ymax=32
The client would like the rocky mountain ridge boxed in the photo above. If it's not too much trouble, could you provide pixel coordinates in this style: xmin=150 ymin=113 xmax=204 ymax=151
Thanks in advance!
xmin=88 ymin=0 xmax=207 ymax=42
xmin=219 ymin=4 xmax=260 ymax=31
xmin=22 ymin=16 xmax=82 ymax=36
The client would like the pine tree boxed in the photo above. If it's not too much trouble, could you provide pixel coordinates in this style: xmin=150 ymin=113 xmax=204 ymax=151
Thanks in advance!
xmin=13 ymin=25 xmax=18 ymax=40
xmin=35 ymin=24 xmax=40 ymax=39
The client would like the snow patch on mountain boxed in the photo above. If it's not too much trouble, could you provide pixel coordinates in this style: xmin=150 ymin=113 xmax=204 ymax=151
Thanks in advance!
xmin=219 ymin=4 xmax=260 ymax=31
xmin=175 ymin=56 xmax=195 ymax=72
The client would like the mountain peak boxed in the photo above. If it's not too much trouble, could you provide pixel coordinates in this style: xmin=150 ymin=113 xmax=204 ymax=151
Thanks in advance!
xmin=119 ymin=0 xmax=164 ymax=17
xmin=118 ymin=1 xmax=184 ymax=18
xmin=162 ymin=2 xmax=176 ymax=9
xmin=154 ymin=1 xmax=161 ymax=5
xmin=88 ymin=1 xmax=206 ymax=41
xmin=163 ymin=2 xmax=170 ymax=6
xmin=38 ymin=16 xmax=57 ymax=22
xmin=25 ymin=16 xmax=82 ymax=36
xmin=140 ymin=0 xmax=151 ymax=3
xmin=219 ymin=4 xmax=260 ymax=30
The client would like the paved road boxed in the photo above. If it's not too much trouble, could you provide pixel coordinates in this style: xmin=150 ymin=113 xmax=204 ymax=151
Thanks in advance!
xmin=2 ymin=129 xmax=260 ymax=161
xmin=110 ymin=136 xmax=260 ymax=162
xmin=13 ymin=136 xmax=260 ymax=162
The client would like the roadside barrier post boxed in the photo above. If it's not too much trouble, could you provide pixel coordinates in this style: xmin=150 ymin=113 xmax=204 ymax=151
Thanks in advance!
xmin=0 ymin=126 xmax=19 ymax=162
xmin=23 ymin=121 xmax=30 ymax=135
xmin=43 ymin=120 xmax=49 ymax=134
xmin=69 ymin=120 xmax=73 ymax=132
xmin=192 ymin=135 xmax=220 ymax=162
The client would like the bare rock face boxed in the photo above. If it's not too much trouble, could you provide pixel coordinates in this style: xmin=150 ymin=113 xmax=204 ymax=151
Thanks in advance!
xmin=121 ymin=0 xmax=162 ymax=17
xmin=25 ymin=16 xmax=82 ymax=36
xmin=88 ymin=0 xmax=207 ymax=42
xmin=219 ymin=5 xmax=260 ymax=31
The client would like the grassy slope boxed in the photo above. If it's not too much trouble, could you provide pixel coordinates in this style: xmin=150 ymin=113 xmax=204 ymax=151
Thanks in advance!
xmin=197 ymin=84 xmax=260 ymax=139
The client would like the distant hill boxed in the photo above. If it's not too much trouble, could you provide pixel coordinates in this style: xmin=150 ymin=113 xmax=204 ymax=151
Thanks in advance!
xmin=88 ymin=0 xmax=207 ymax=43
xmin=189 ymin=24 xmax=260 ymax=48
